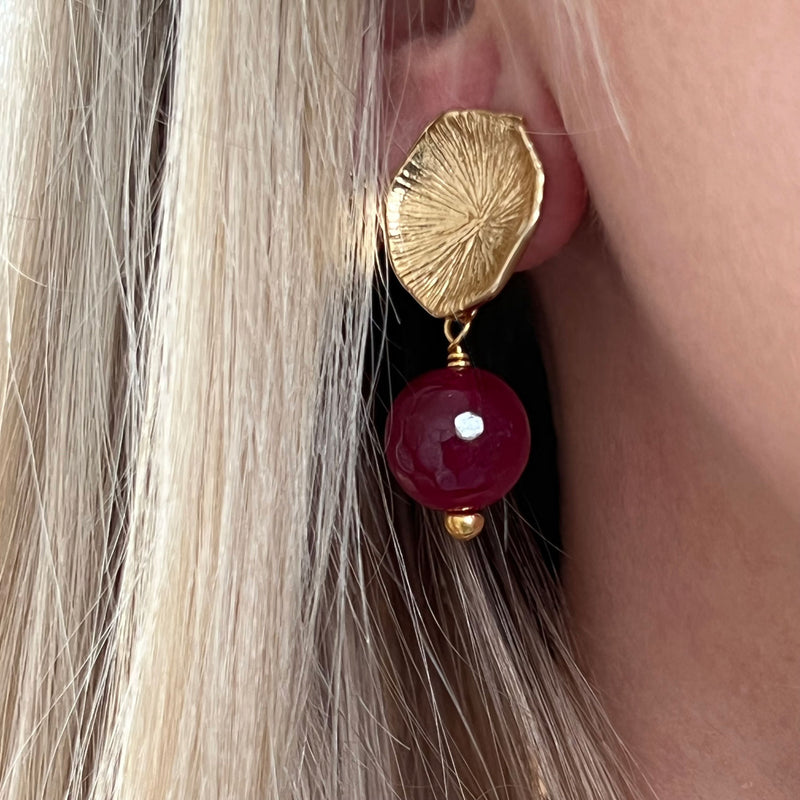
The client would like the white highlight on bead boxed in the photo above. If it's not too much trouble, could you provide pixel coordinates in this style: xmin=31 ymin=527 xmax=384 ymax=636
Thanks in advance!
xmin=454 ymin=411 xmax=484 ymax=441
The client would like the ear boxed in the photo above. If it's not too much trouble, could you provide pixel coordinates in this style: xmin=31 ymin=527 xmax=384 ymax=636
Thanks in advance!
xmin=384 ymin=0 xmax=587 ymax=269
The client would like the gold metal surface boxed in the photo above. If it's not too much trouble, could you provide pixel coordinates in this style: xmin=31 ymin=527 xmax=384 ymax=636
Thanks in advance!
xmin=443 ymin=309 xmax=476 ymax=346
xmin=444 ymin=511 xmax=485 ymax=541
xmin=385 ymin=110 xmax=544 ymax=318
xmin=444 ymin=309 xmax=476 ymax=368
xmin=446 ymin=345 xmax=471 ymax=370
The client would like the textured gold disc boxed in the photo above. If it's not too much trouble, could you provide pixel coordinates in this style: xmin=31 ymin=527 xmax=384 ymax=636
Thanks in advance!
xmin=385 ymin=110 xmax=544 ymax=318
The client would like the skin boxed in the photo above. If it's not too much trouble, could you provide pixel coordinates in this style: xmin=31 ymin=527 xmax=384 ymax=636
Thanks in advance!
xmin=384 ymin=1 xmax=800 ymax=798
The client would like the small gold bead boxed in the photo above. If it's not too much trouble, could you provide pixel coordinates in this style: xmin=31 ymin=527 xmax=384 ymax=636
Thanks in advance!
xmin=444 ymin=511 xmax=485 ymax=541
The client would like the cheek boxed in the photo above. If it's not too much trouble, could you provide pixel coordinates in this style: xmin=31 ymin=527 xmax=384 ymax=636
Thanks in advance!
xmin=539 ymin=0 xmax=800 ymax=516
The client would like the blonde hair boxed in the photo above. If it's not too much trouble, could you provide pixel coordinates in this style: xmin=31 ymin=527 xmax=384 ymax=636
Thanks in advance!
xmin=0 ymin=1 xmax=636 ymax=797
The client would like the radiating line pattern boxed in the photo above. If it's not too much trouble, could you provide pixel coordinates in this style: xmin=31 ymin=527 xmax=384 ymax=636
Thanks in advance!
xmin=385 ymin=110 xmax=544 ymax=318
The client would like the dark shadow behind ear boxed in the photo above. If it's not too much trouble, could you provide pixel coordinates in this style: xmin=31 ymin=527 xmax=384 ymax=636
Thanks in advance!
xmin=370 ymin=255 xmax=563 ymax=574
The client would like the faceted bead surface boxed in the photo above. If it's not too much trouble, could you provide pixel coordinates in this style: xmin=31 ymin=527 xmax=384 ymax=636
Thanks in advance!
xmin=384 ymin=367 xmax=530 ymax=511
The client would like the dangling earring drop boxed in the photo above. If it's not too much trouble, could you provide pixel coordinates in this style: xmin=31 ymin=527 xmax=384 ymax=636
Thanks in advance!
xmin=384 ymin=110 xmax=544 ymax=540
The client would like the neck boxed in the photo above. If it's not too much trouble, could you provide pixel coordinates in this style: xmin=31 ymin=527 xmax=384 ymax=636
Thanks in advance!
xmin=531 ymin=228 xmax=800 ymax=800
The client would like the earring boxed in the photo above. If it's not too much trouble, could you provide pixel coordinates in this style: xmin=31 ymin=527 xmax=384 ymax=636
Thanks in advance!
xmin=384 ymin=110 xmax=544 ymax=541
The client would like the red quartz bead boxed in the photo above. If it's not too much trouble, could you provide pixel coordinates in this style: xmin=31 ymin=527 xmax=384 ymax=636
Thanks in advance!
xmin=384 ymin=367 xmax=530 ymax=511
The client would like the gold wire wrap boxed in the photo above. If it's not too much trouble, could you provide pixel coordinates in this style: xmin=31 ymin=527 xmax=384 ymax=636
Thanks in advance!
xmin=443 ymin=309 xmax=476 ymax=346
xmin=446 ymin=345 xmax=471 ymax=369
xmin=444 ymin=309 xmax=476 ymax=369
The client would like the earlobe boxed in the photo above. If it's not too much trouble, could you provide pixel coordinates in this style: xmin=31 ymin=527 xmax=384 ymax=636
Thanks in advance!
xmin=384 ymin=3 xmax=501 ymax=174
xmin=383 ymin=0 xmax=588 ymax=269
